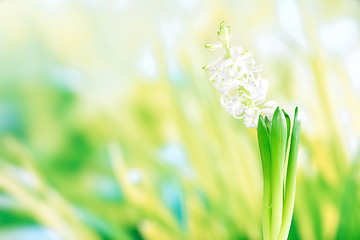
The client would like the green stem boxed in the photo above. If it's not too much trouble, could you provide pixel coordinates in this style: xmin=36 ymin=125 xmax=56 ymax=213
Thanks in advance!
xmin=279 ymin=107 xmax=301 ymax=240
xmin=225 ymin=42 xmax=231 ymax=58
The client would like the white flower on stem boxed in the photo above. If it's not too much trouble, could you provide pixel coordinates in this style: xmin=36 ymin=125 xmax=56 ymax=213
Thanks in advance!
xmin=204 ymin=21 xmax=277 ymax=128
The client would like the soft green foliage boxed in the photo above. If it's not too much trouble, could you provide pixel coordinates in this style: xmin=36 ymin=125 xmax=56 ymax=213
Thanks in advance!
xmin=0 ymin=0 xmax=359 ymax=240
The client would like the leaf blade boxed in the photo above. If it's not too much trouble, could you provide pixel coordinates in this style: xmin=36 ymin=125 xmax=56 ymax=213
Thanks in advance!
xmin=270 ymin=107 xmax=287 ymax=240
xmin=257 ymin=115 xmax=271 ymax=240
xmin=279 ymin=107 xmax=301 ymax=240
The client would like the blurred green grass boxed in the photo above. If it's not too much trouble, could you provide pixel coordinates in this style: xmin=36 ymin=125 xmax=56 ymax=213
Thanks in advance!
xmin=0 ymin=0 xmax=360 ymax=239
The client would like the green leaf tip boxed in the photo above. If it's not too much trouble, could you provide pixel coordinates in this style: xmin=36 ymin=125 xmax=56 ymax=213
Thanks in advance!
xmin=272 ymin=107 xmax=285 ymax=123
xmin=294 ymin=106 xmax=300 ymax=122
xmin=274 ymin=106 xmax=281 ymax=113
xmin=258 ymin=114 xmax=264 ymax=123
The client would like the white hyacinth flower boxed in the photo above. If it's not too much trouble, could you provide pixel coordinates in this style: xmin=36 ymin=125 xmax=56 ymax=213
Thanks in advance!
xmin=203 ymin=21 xmax=277 ymax=128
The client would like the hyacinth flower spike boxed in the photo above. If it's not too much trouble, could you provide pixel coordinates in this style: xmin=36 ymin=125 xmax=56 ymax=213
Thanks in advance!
xmin=204 ymin=21 xmax=301 ymax=240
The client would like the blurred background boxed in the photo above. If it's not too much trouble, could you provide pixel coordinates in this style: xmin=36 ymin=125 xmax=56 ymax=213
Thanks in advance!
xmin=0 ymin=0 xmax=359 ymax=239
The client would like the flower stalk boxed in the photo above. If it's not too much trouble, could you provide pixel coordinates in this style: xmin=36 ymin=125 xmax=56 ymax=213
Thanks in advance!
xmin=204 ymin=21 xmax=301 ymax=240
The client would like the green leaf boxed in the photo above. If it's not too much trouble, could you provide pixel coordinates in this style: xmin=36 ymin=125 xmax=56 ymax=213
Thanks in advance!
xmin=279 ymin=107 xmax=301 ymax=240
xmin=270 ymin=107 xmax=287 ymax=240
xmin=257 ymin=115 xmax=271 ymax=240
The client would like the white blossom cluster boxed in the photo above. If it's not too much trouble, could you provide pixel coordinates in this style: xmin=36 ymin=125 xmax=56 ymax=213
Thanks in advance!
xmin=203 ymin=22 xmax=277 ymax=128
